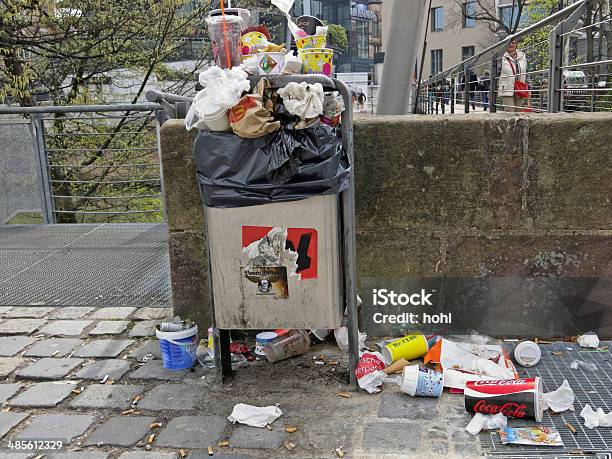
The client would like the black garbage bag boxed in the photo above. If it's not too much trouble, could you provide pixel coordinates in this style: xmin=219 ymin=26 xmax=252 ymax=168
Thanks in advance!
xmin=193 ymin=124 xmax=350 ymax=208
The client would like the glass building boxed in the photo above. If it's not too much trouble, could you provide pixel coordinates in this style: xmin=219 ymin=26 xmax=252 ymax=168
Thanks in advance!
xmin=293 ymin=0 xmax=382 ymax=73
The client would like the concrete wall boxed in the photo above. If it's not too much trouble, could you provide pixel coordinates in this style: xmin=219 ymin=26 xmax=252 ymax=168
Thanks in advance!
xmin=159 ymin=113 xmax=612 ymax=338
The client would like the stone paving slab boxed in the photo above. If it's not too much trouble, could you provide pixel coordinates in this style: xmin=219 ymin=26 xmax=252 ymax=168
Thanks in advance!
xmin=69 ymin=384 xmax=144 ymax=410
xmin=155 ymin=415 xmax=226 ymax=449
xmin=45 ymin=452 xmax=109 ymax=459
xmin=0 ymin=307 xmax=13 ymax=316
xmin=73 ymin=359 xmax=131 ymax=380
xmin=4 ymin=307 xmax=54 ymax=319
xmin=39 ymin=320 xmax=92 ymax=337
xmin=130 ymin=308 xmax=172 ymax=321
xmin=23 ymin=338 xmax=82 ymax=358
xmin=88 ymin=308 xmax=136 ymax=320
xmin=189 ymin=454 xmax=253 ymax=459
xmin=117 ymin=453 xmax=177 ymax=459
xmin=0 ymin=412 xmax=28 ymax=438
xmin=128 ymin=321 xmax=158 ymax=338
xmin=0 ymin=319 xmax=46 ymax=335
xmin=0 ymin=358 xmax=25 ymax=379
xmin=0 ymin=451 xmax=33 ymax=459
xmin=0 ymin=336 xmax=36 ymax=356
xmin=0 ymin=383 xmax=23 ymax=403
xmin=15 ymin=358 xmax=84 ymax=380
xmin=89 ymin=321 xmax=129 ymax=336
xmin=297 ymin=418 xmax=354 ymax=451
xmin=16 ymin=414 xmax=95 ymax=444
xmin=362 ymin=420 xmax=424 ymax=453
xmin=138 ymin=384 xmax=203 ymax=411
xmin=128 ymin=360 xmax=190 ymax=381
xmin=84 ymin=415 xmax=155 ymax=447
xmin=230 ymin=424 xmax=284 ymax=449
xmin=73 ymin=339 xmax=134 ymax=358
xmin=49 ymin=307 xmax=96 ymax=320
xmin=9 ymin=382 xmax=76 ymax=408
xmin=127 ymin=341 xmax=161 ymax=361
xmin=378 ymin=391 xmax=440 ymax=420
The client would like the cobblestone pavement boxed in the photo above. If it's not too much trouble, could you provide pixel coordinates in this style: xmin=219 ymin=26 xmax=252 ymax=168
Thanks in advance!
xmin=0 ymin=307 xmax=482 ymax=459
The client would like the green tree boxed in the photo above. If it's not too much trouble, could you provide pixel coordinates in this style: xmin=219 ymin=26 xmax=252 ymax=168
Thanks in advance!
xmin=1 ymin=0 xmax=213 ymax=222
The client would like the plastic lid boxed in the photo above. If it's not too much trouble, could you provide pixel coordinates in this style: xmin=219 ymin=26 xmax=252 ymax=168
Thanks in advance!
xmin=256 ymin=331 xmax=278 ymax=342
xmin=514 ymin=340 xmax=541 ymax=367
xmin=206 ymin=15 xmax=242 ymax=25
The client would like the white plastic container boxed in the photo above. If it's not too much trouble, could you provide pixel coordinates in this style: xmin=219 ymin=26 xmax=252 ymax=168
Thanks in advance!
xmin=514 ymin=340 xmax=541 ymax=367
xmin=200 ymin=103 xmax=231 ymax=132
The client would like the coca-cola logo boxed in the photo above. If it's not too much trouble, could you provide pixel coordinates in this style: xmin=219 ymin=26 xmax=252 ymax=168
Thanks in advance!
xmin=473 ymin=399 xmax=529 ymax=418
xmin=472 ymin=379 xmax=529 ymax=386
xmin=468 ymin=378 xmax=535 ymax=395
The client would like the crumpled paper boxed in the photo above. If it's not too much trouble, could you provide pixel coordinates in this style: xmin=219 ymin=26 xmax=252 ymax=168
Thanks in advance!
xmin=577 ymin=332 xmax=600 ymax=349
xmin=355 ymin=351 xmax=386 ymax=393
xmin=228 ymin=403 xmax=282 ymax=428
xmin=278 ymin=82 xmax=324 ymax=120
xmin=472 ymin=357 xmax=516 ymax=380
xmin=334 ymin=327 xmax=367 ymax=352
xmin=466 ymin=413 xmax=508 ymax=435
xmin=580 ymin=404 xmax=612 ymax=429
xmin=541 ymin=380 xmax=575 ymax=412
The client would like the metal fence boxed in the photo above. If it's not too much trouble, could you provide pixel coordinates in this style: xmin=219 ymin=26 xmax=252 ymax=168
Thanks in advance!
xmin=0 ymin=104 xmax=165 ymax=224
xmin=418 ymin=0 xmax=611 ymax=114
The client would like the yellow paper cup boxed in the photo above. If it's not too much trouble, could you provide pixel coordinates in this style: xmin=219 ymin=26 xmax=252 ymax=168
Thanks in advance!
xmin=298 ymin=48 xmax=334 ymax=76
xmin=381 ymin=334 xmax=429 ymax=365
xmin=296 ymin=34 xmax=327 ymax=50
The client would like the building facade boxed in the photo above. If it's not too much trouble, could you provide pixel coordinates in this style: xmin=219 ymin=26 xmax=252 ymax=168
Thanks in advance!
xmin=294 ymin=0 xmax=384 ymax=74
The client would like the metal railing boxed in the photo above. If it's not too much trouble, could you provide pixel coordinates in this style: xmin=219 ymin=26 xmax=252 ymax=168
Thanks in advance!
xmin=418 ymin=0 xmax=611 ymax=114
xmin=0 ymin=104 xmax=166 ymax=224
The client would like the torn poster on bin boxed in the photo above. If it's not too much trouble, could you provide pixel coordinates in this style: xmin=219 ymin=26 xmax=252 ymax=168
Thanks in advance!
xmin=241 ymin=226 xmax=318 ymax=299
xmin=425 ymin=339 xmax=518 ymax=390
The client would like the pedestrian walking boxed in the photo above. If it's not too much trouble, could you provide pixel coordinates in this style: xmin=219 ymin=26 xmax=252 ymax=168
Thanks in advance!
xmin=479 ymin=71 xmax=491 ymax=111
xmin=460 ymin=70 xmax=478 ymax=110
xmin=498 ymin=38 xmax=529 ymax=112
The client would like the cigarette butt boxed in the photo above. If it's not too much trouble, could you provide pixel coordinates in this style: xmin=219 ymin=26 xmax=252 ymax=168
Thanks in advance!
xmin=122 ymin=409 xmax=135 ymax=415
xmin=334 ymin=447 xmax=345 ymax=458
xmin=100 ymin=375 xmax=109 ymax=384
xmin=150 ymin=422 xmax=163 ymax=428
xmin=106 ymin=379 xmax=114 ymax=385
xmin=336 ymin=392 xmax=351 ymax=398
xmin=2 ymin=407 xmax=11 ymax=412
xmin=179 ymin=450 xmax=188 ymax=458
xmin=284 ymin=441 xmax=295 ymax=451
xmin=147 ymin=433 xmax=155 ymax=445
xmin=52 ymin=350 xmax=59 ymax=356
xmin=314 ymin=360 xmax=325 ymax=365
xmin=132 ymin=395 xmax=141 ymax=405
xmin=208 ymin=445 xmax=214 ymax=455
xmin=71 ymin=389 xmax=82 ymax=395
xmin=265 ymin=424 xmax=272 ymax=430
xmin=552 ymin=352 xmax=563 ymax=356
xmin=329 ymin=360 xmax=339 ymax=365
xmin=535 ymin=338 xmax=539 ymax=343
xmin=565 ymin=422 xmax=577 ymax=435
xmin=217 ymin=440 xmax=229 ymax=447
xmin=285 ymin=426 xmax=298 ymax=433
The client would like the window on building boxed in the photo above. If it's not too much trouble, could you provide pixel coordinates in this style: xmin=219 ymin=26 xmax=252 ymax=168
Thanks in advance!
xmin=355 ymin=20 xmax=369 ymax=58
xmin=431 ymin=49 xmax=443 ymax=75
xmin=431 ymin=7 xmax=443 ymax=32
xmin=499 ymin=5 xmax=522 ymax=31
xmin=462 ymin=1 xmax=476 ymax=28
xmin=370 ymin=16 xmax=381 ymax=37
xmin=461 ymin=46 xmax=475 ymax=62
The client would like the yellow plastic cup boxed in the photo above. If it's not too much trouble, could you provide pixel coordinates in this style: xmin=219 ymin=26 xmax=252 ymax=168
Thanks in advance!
xmin=381 ymin=334 xmax=429 ymax=365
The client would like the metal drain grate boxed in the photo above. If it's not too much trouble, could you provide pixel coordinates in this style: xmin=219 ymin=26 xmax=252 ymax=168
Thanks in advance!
xmin=0 ymin=223 xmax=170 ymax=308
xmin=482 ymin=341 xmax=612 ymax=456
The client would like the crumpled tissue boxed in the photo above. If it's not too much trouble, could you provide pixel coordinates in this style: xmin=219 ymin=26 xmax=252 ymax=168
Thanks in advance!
xmin=541 ymin=380 xmax=575 ymax=412
xmin=466 ymin=413 xmax=508 ymax=435
xmin=228 ymin=403 xmax=283 ymax=428
xmin=198 ymin=66 xmax=250 ymax=109
xmin=278 ymin=82 xmax=324 ymax=119
xmin=577 ymin=332 xmax=600 ymax=349
xmin=580 ymin=404 xmax=612 ymax=429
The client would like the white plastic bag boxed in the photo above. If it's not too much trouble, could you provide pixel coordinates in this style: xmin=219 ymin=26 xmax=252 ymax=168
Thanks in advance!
xmin=580 ymin=404 xmax=612 ymax=429
xmin=228 ymin=403 xmax=282 ymax=428
xmin=185 ymin=90 xmax=216 ymax=131
xmin=278 ymin=82 xmax=324 ymax=119
xmin=198 ymin=66 xmax=250 ymax=109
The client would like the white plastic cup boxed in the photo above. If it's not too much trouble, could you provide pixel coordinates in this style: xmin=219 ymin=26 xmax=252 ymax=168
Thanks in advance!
xmin=200 ymin=104 xmax=230 ymax=132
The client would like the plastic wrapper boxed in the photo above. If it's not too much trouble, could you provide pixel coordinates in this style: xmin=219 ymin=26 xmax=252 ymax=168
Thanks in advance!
xmin=570 ymin=359 xmax=598 ymax=371
xmin=228 ymin=403 xmax=282 ymax=427
xmin=465 ymin=413 xmax=507 ymax=435
xmin=580 ymin=404 xmax=612 ymax=429
xmin=499 ymin=427 xmax=563 ymax=447
xmin=541 ymin=380 xmax=575 ymax=413
xmin=193 ymin=124 xmax=350 ymax=208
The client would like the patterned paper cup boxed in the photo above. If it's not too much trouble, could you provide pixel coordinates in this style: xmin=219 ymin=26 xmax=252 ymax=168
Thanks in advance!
xmin=297 ymin=48 xmax=334 ymax=76
xmin=296 ymin=34 xmax=326 ymax=50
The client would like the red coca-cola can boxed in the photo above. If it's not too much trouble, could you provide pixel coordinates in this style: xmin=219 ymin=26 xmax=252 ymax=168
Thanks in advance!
xmin=464 ymin=377 xmax=543 ymax=421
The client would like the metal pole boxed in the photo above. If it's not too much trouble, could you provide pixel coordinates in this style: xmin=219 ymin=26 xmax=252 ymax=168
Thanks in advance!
xmin=590 ymin=73 xmax=596 ymax=112
xmin=30 ymin=114 xmax=55 ymax=224
xmin=549 ymin=23 xmax=564 ymax=112
xmin=464 ymin=66 xmax=470 ymax=113
xmin=490 ymin=54 xmax=498 ymax=113
xmin=451 ymin=75 xmax=455 ymax=113
xmin=377 ymin=0 xmax=428 ymax=114
xmin=154 ymin=110 xmax=168 ymax=223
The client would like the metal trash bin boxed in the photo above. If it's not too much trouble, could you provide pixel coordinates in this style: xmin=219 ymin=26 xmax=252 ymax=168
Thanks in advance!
xmin=206 ymin=194 xmax=343 ymax=329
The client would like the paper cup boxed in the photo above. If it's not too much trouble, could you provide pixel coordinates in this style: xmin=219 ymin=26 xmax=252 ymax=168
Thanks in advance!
xmin=400 ymin=365 xmax=444 ymax=397
xmin=255 ymin=331 xmax=278 ymax=356
xmin=296 ymin=34 xmax=327 ymax=50
xmin=381 ymin=334 xmax=429 ymax=365
xmin=297 ymin=48 xmax=334 ymax=76
xmin=257 ymin=52 xmax=285 ymax=75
